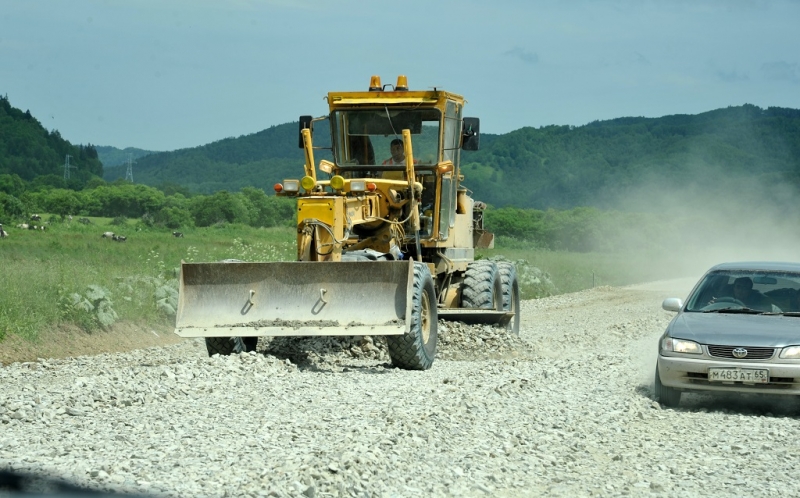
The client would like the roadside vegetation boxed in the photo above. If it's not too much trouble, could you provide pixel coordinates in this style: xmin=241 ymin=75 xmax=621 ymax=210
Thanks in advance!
xmin=0 ymin=212 xmax=687 ymax=345
xmin=4 ymin=95 xmax=799 ymax=347
xmin=0 ymin=219 xmax=295 ymax=343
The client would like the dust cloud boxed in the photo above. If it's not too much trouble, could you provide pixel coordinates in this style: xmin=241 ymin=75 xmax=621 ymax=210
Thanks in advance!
xmin=599 ymin=159 xmax=800 ymax=284
xmin=605 ymin=160 xmax=800 ymax=403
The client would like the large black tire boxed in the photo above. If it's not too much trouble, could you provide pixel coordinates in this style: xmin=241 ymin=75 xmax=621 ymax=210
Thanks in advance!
xmin=204 ymin=336 xmax=258 ymax=356
xmin=386 ymin=262 xmax=438 ymax=370
xmin=461 ymin=261 xmax=502 ymax=310
xmin=496 ymin=262 xmax=521 ymax=335
xmin=654 ymin=366 xmax=681 ymax=407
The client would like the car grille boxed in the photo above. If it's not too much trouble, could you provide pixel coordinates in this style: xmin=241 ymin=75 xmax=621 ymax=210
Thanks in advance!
xmin=707 ymin=345 xmax=775 ymax=360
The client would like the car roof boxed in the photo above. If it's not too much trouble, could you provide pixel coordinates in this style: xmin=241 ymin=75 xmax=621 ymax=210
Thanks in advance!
xmin=707 ymin=261 xmax=800 ymax=273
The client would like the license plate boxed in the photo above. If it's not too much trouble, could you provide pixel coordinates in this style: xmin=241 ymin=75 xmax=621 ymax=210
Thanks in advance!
xmin=708 ymin=368 xmax=769 ymax=383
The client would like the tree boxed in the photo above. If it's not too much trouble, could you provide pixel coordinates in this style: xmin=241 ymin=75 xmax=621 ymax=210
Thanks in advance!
xmin=0 ymin=174 xmax=26 ymax=197
xmin=189 ymin=191 xmax=252 ymax=227
xmin=41 ymin=189 xmax=81 ymax=219
xmin=0 ymin=192 xmax=26 ymax=219
xmin=30 ymin=175 xmax=67 ymax=191
xmin=240 ymin=186 xmax=295 ymax=227
xmin=154 ymin=206 xmax=193 ymax=229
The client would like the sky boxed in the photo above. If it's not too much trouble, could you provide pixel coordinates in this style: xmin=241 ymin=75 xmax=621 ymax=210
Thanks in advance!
xmin=2 ymin=0 xmax=799 ymax=152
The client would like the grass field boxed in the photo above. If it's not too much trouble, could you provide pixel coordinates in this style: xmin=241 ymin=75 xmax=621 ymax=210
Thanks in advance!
xmin=0 ymin=217 xmax=680 ymax=344
xmin=0 ymin=218 xmax=295 ymax=342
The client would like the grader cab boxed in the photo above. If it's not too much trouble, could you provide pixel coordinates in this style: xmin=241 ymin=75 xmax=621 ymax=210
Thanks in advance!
xmin=175 ymin=75 xmax=519 ymax=370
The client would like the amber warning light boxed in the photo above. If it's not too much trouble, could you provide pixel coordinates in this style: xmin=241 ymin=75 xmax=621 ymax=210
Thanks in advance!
xmin=396 ymin=75 xmax=408 ymax=91
xmin=369 ymin=75 xmax=382 ymax=91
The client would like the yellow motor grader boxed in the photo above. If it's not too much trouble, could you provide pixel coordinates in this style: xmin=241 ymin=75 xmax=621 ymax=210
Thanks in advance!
xmin=175 ymin=75 xmax=519 ymax=369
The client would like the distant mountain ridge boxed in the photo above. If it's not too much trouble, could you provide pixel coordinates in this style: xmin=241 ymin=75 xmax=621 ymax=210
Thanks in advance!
xmin=462 ymin=104 xmax=800 ymax=209
xmin=5 ymin=91 xmax=797 ymax=212
xmin=0 ymin=95 xmax=104 ymax=189
xmin=103 ymin=122 xmax=314 ymax=193
xmin=96 ymin=146 xmax=159 ymax=168
xmin=103 ymin=104 xmax=800 ymax=210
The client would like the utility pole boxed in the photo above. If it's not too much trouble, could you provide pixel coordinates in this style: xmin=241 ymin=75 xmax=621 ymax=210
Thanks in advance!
xmin=125 ymin=153 xmax=135 ymax=182
xmin=63 ymin=154 xmax=77 ymax=180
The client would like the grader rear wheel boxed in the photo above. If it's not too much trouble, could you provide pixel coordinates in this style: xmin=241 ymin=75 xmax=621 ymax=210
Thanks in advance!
xmin=386 ymin=262 xmax=438 ymax=370
xmin=497 ymin=262 xmax=521 ymax=335
xmin=461 ymin=261 xmax=502 ymax=310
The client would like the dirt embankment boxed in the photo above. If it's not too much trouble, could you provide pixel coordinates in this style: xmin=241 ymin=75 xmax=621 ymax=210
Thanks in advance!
xmin=0 ymin=322 xmax=182 ymax=366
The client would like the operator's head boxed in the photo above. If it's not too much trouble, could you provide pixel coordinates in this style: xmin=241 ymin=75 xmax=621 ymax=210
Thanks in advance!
xmin=390 ymin=138 xmax=404 ymax=162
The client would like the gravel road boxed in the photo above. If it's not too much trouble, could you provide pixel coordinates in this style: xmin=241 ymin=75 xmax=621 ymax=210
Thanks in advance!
xmin=2 ymin=279 xmax=800 ymax=497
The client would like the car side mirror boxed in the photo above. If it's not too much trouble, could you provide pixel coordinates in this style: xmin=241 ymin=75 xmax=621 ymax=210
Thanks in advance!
xmin=298 ymin=115 xmax=312 ymax=148
xmin=462 ymin=117 xmax=480 ymax=151
xmin=662 ymin=298 xmax=683 ymax=312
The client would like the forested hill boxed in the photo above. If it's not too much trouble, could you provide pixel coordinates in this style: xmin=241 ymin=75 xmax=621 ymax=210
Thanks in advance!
xmin=462 ymin=105 xmax=800 ymax=209
xmin=96 ymin=146 xmax=159 ymax=168
xmin=106 ymin=104 xmax=800 ymax=209
xmin=104 ymin=122 xmax=319 ymax=193
xmin=0 ymin=95 xmax=104 ymax=189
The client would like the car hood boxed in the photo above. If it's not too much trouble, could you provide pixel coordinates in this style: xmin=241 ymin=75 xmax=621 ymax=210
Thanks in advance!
xmin=668 ymin=312 xmax=800 ymax=347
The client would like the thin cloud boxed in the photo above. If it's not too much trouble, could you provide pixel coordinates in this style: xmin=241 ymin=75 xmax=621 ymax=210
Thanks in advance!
xmin=716 ymin=69 xmax=749 ymax=82
xmin=633 ymin=52 xmax=651 ymax=66
xmin=761 ymin=60 xmax=800 ymax=84
xmin=504 ymin=47 xmax=539 ymax=65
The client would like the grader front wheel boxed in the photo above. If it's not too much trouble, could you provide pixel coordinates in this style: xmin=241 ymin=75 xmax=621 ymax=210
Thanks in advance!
xmin=200 ymin=258 xmax=260 ymax=357
xmin=204 ymin=337 xmax=258 ymax=356
xmin=386 ymin=262 xmax=438 ymax=370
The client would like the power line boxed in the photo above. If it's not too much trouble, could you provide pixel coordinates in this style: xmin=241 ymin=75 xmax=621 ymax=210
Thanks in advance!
xmin=63 ymin=154 xmax=77 ymax=180
xmin=125 ymin=153 xmax=135 ymax=182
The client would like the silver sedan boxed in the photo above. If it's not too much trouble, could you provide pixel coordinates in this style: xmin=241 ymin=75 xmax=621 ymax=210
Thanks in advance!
xmin=655 ymin=262 xmax=800 ymax=407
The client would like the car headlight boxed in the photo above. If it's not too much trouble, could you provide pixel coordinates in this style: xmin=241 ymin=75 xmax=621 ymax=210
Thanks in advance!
xmin=780 ymin=346 xmax=800 ymax=359
xmin=661 ymin=337 xmax=703 ymax=354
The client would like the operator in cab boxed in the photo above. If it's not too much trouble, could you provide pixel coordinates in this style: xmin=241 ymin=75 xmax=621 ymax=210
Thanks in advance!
xmin=382 ymin=138 xmax=414 ymax=166
xmin=381 ymin=138 xmax=418 ymax=180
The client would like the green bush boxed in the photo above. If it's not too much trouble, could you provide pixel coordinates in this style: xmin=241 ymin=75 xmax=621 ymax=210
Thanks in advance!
xmin=59 ymin=284 xmax=118 ymax=332
xmin=190 ymin=191 xmax=252 ymax=227
xmin=0 ymin=192 xmax=25 ymax=219
xmin=154 ymin=206 xmax=193 ymax=229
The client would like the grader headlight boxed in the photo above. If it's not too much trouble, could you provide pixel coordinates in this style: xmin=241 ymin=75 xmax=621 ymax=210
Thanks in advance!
xmin=283 ymin=179 xmax=300 ymax=193
xmin=350 ymin=180 xmax=366 ymax=193
xmin=319 ymin=160 xmax=334 ymax=174
xmin=301 ymin=176 xmax=316 ymax=191
xmin=330 ymin=175 xmax=345 ymax=191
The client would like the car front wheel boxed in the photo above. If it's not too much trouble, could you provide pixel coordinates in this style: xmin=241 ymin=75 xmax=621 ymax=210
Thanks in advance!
xmin=654 ymin=365 xmax=681 ymax=407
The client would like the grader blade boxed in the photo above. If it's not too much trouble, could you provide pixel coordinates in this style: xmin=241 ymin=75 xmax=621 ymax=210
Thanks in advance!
xmin=175 ymin=261 xmax=414 ymax=337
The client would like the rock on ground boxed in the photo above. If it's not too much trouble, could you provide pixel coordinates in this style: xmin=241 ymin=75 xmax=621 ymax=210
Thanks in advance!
xmin=2 ymin=279 xmax=799 ymax=497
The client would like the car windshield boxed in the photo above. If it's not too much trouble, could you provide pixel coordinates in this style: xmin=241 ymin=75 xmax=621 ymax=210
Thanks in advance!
xmin=331 ymin=108 xmax=441 ymax=169
xmin=685 ymin=270 xmax=800 ymax=313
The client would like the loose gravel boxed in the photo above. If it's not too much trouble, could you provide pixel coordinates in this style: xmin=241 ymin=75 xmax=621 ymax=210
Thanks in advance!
xmin=2 ymin=279 xmax=800 ymax=497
